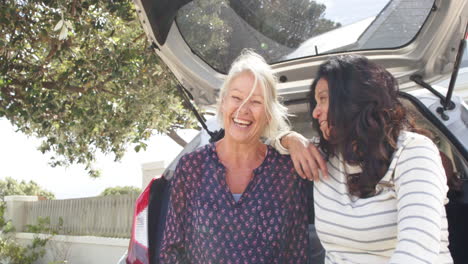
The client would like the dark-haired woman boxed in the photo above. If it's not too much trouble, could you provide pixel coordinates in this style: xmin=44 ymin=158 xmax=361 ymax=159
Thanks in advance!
xmin=273 ymin=55 xmax=453 ymax=263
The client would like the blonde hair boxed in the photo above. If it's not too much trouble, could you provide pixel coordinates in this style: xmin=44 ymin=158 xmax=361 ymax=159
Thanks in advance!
xmin=216 ymin=49 xmax=290 ymax=140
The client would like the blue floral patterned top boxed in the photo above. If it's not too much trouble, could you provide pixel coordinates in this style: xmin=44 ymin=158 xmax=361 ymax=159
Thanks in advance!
xmin=159 ymin=143 xmax=310 ymax=264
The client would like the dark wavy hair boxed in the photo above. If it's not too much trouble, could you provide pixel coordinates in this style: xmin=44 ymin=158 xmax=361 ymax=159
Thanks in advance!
xmin=309 ymin=55 xmax=427 ymax=198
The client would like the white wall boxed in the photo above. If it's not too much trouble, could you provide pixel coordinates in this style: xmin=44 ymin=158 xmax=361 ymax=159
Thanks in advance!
xmin=4 ymin=195 xmax=130 ymax=264
xmin=141 ymin=160 xmax=165 ymax=189
xmin=15 ymin=233 xmax=128 ymax=264
xmin=4 ymin=195 xmax=38 ymax=232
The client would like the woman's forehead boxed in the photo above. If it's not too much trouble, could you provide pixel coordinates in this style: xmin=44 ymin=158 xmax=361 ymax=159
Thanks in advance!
xmin=315 ymin=78 xmax=329 ymax=94
xmin=229 ymin=73 xmax=264 ymax=97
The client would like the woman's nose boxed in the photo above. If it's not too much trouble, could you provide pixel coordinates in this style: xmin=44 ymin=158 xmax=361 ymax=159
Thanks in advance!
xmin=237 ymin=104 xmax=251 ymax=116
xmin=312 ymin=105 xmax=320 ymax=119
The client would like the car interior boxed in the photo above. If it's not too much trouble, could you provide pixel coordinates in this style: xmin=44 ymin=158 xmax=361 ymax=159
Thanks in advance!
xmin=399 ymin=93 xmax=468 ymax=264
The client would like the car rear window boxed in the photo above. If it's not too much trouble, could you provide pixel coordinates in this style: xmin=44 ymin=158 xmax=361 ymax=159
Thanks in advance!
xmin=175 ymin=0 xmax=435 ymax=73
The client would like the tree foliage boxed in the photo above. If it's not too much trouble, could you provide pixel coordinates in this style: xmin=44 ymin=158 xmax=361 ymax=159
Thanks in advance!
xmin=1 ymin=0 xmax=340 ymax=177
xmin=0 ymin=212 xmax=60 ymax=264
xmin=230 ymin=0 xmax=341 ymax=49
xmin=177 ymin=0 xmax=341 ymax=72
xmin=0 ymin=237 xmax=47 ymax=264
xmin=0 ymin=0 xmax=197 ymax=177
xmin=0 ymin=178 xmax=56 ymax=264
xmin=100 ymin=185 xmax=141 ymax=196
xmin=0 ymin=177 xmax=55 ymax=199
xmin=177 ymin=0 xmax=232 ymax=71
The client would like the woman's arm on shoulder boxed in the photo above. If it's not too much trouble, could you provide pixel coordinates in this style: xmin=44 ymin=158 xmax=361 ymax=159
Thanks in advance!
xmin=271 ymin=131 xmax=328 ymax=181
xmin=390 ymin=135 xmax=449 ymax=263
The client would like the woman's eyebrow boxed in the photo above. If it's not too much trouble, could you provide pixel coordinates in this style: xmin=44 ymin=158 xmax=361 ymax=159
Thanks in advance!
xmin=317 ymin=90 xmax=328 ymax=95
xmin=315 ymin=90 xmax=328 ymax=99
xmin=250 ymin=94 xmax=264 ymax=99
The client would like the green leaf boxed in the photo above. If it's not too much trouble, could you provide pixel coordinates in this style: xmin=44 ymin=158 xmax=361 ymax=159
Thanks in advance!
xmin=65 ymin=20 xmax=73 ymax=30
xmin=134 ymin=145 xmax=141 ymax=152
xmin=53 ymin=20 xmax=63 ymax=31
xmin=58 ymin=26 xmax=68 ymax=40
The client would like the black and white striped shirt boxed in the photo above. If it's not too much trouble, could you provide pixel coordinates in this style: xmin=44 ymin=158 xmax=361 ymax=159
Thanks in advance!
xmin=314 ymin=131 xmax=453 ymax=264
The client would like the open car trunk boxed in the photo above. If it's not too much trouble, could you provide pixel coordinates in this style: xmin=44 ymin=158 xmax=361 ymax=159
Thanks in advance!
xmin=126 ymin=91 xmax=468 ymax=264
xmin=126 ymin=0 xmax=468 ymax=263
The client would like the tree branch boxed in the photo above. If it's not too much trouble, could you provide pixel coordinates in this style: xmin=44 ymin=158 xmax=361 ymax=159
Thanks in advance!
xmin=132 ymin=33 xmax=146 ymax=43
xmin=166 ymin=129 xmax=187 ymax=147
xmin=44 ymin=42 xmax=59 ymax=62
xmin=71 ymin=0 xmax=77 ymax=17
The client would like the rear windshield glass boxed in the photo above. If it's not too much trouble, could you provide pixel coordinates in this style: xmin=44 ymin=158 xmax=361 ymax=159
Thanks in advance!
xmin=176 ymin=0 xmax=435 ymax=73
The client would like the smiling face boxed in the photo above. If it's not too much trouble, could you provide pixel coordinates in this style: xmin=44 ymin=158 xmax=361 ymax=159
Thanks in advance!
xmin=221 ymin=71 xmax=268 ymax=144
xmin=312 ymin=78 xmax=331 ymax=140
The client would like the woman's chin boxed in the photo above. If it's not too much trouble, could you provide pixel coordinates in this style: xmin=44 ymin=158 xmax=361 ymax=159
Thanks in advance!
xmin=321 ymin=130 xmax=330 ymax=140
xmin=225 ymin=130 xmax=258 ymax=144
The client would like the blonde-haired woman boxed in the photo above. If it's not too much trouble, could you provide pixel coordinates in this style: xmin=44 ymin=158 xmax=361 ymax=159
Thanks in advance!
xmin=159 ymin=50 xmax=310 ymax=263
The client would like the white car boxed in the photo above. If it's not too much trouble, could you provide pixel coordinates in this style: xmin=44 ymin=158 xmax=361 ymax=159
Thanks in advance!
xmin=124 ymin=0 xmax=468 ymax=263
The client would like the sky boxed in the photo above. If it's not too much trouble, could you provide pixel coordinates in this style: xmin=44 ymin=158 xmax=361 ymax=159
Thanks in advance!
xmin=315 ymin=0 xmax=389 ymax=25
xmin=0 ymin=118 xmax=198 ymax=199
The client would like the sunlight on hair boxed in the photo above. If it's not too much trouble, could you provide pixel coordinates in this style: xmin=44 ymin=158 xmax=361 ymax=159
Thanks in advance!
xmin=217 ymin=49 xmax=290 ymax=140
